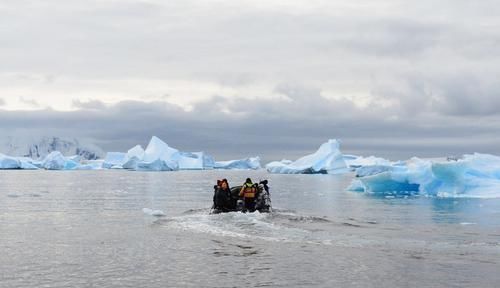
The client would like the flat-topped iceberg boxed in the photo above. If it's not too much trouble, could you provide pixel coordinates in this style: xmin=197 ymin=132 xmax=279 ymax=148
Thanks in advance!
xmin=343 ymin=155 xmax=392 ymax=169
xmin=350 ymin=153 xmax=500 ymax=198
xmin=0 ymin=153 xmax=21 ymax=169
xmin=266 ymin=139 xmax=348 ymax=174
xmin=214 ymin=157 xmax=261 ymax=170
xmin=18 ymin=157 xmax=40 ymax=170
xmin=178 ymin=152 xmax=207 ymax=170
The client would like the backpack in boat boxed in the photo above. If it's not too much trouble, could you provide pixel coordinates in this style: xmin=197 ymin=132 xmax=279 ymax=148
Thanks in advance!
xmin=214 ymin=188 xmax=229 ymax=208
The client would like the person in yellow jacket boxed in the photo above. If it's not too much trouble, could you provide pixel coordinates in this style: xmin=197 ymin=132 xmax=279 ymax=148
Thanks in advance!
xmin=239 ymin=178 xmax=257 ymax=212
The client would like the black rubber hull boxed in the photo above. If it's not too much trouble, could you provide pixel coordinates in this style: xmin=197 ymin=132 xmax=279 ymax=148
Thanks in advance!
xmin=211 ymin=185 xmax=271 ymax=214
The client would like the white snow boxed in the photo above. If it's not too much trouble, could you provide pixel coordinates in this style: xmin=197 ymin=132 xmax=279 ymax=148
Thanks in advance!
xmin=266 ymin=140 xmax=348 ymax=174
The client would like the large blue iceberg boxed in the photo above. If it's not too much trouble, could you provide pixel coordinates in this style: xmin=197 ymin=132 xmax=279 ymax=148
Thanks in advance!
xmin=266 ymin=139 xmax=348 ymax=174
xmin=350 ymin=153 xmax=500 ymax=198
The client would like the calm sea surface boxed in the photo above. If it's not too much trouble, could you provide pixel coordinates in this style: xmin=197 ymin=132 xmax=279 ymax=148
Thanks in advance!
xmin=1 ymin=170 xmax=499 ymax=287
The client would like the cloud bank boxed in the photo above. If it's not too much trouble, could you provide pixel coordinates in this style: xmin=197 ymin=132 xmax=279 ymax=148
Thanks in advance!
xmin=1 ymin=0 xmax=499 ymax=160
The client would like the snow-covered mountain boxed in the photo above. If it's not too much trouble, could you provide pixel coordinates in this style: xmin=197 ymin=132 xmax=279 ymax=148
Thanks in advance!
xmin=0 ymin=136 xmax=104 ymax=160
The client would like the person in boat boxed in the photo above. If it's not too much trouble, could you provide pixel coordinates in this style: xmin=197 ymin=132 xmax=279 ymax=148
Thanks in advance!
xmin=213 ymin=179 xmax=233 ymax=212
xmin=239 ymin=178 xmax=257 ymax=212
xmin=260 ymin=179 xmax=269 ymax=194
xmin=255 ymin=180 xmax=271 ymax=212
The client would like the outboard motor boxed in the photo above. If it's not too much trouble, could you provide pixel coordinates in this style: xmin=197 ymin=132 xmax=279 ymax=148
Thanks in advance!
xmin=236 ymin=199 xmax=244 ymax=211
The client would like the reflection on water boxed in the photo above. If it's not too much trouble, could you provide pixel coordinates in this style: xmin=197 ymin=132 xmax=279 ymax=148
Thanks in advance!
xmin=0 ymin=170 xmax=499 ymax=287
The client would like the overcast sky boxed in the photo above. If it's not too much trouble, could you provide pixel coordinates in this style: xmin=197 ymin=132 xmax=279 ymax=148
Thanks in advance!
xmin=1 ymin=0 xmax=499 ymax=161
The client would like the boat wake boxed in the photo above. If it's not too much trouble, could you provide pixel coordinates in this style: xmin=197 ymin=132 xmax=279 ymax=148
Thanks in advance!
xmin=152 ymin=208 xmax=367 ymax=246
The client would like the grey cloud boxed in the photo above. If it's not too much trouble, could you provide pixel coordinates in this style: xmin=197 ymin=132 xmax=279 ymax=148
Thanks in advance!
xmin=0 ymin=98 xmax=5 ymax=106
xmin=374 ymin=73 xmax=500 ymax=117
xmin=430 ymin=76 xmax=500 ymax=116
xmin=2 ymin=95 xmax=500 ymax=162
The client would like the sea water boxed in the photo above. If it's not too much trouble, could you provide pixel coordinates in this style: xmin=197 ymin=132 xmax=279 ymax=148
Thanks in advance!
xmin=0 ymin=170 xmax=499 ymax=287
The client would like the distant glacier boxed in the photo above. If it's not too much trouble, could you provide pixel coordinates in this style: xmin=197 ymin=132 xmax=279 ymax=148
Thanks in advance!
xmin=0 ymin=136 xmax=104 ymax=160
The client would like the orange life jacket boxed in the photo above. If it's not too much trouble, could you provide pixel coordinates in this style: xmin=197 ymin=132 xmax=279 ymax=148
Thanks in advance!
xmin=241 ymin=183 xmax=256 ymax=199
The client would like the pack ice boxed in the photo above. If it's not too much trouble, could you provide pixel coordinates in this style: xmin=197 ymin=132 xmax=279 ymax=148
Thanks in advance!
xmin=266 ymin=139 xmax=349 ymax=174
xmin=350 ymin=153 xmax=500 ymax=198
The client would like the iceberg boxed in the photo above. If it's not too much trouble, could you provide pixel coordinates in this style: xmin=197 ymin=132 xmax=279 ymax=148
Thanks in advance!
xmin=122 ymin=145 xmax=145 ymax=169
xmin=63 ymin=159 xmax=80 ymax=170
xmin=215 ymin=157 xmax=261 ymax=170
xmin=355 ymin=164 xmax=404 ymax=177
xmin=202 ymin=154 xmax=216 ymax=169
xmin=350 ymin=153 xmax=500 ymax=198
xmin=0 ymin=153 xmax=21 ymax=169
xmin=135 ymin=136 xmax=179 ymax=171
xmin=77 ymin=160 xmax=104 ymax=170
xmin=344 ymin=155 xmax=392 ymax=169
xmin=143 ymin=136 xmax=179 ymax=163
xmin=137 ymin=158 xmax=178 ymax=171
xmin=41 ymin=151 xmax=66 ymax=170
xmin=19 ymin=159 xmax=39 ymax=170
xmin=119 ymin=137 xmax=224 ymax=171
xmin=102 ymin=152 xmax=127 ymax=169
xmin=0 ymin=135 xmax=262 ymax=171
xmin=36 ymin=151 xmax=80 ymax=170
xmin=66 ymin=155 xmax=82 ymax=162
xmin=178 ymin=152 xmax=205 ymax=170
xmin=142 ymin=208 xmax=165 ymax=217
xmin=266 ymin=139 xmax=348 ymax=174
